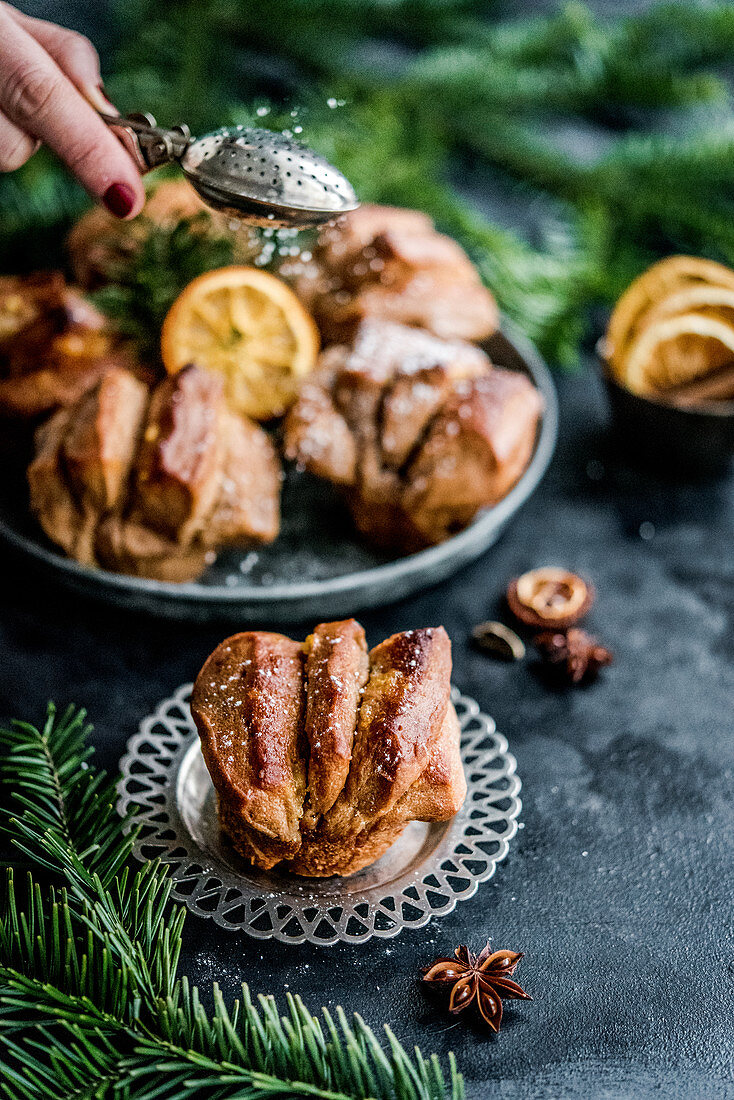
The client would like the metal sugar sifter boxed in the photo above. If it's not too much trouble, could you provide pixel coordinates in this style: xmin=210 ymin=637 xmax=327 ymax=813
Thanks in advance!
xmin=102 ymin=111 xmax=359 ymax=227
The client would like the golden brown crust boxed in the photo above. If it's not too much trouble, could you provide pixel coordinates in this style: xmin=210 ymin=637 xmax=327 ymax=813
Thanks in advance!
xmin=0 ymin=272 xmax=148 ymax=421
xmin=27 ymin=407 xmax=83 ymax=559
xmin=207 ymin=411 xmax=281 ymax=545
xmin=191 ymin=631 xmax=307 ymax=868
xmin=302 ymin=619 xmax=369 ymax=826
xmin=27 ymin=364 xmax=281 ymax=580
xmin=284 ymin=321 xmax=490 ymax=500
xmin=404 ymin=369 xmax=543 ymax=542
xmin=0 ymin=272 xmax=103 ymax=363
xmin=327 ymin=626 xmax=452 ymax=835
xmin=264 ymin=700 xmax=464 ymax=878
xmin=284 ymin=319 xmax=541 ymax=552
xmin=290 ymin=204 xmax=498 ymax=344
xmin=286 ymin=810 xmax=407 ymax=878
xmin=28 ymin=369 xmax=149 ymax=566
xmin=0 ymin=355 xmax=130 ymax=422
xmin=380 ymin=360 xmax=483 ymax=470
xmin=193 ymin=620 xmax=464 ymax=877
xmin=94 ymin=516 xmax=209 ymax=582
xmin=134 ymin=366 xmax=226 ymax=543
xmin=283 ymin=370 xmax=357 ymax=485
xmin=392 ymin=702 xmax=465 ymax=821
xmin=62 ymin=368 xmax=149 ymax=514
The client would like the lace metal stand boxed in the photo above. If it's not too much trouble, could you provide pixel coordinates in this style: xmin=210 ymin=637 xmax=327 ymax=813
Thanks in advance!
xmin=117 ymin=684 xmax=522 ymax=946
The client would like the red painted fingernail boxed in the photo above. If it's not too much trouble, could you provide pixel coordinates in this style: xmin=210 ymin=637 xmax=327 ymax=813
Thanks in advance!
xmin=103 ymin=182 xmax=135 ymax=218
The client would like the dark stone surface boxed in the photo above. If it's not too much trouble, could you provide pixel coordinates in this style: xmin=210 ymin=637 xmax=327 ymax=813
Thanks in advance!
xmin=1 ymin=367 xmax=732 ymax=1098
xmin=3 ymin=2 xmax=734 ymax=1094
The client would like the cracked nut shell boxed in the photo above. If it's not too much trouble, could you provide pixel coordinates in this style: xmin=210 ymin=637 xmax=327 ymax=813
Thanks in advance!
xmin=507 ymin=567 xmax=593 ymax=630
xmin=472 ymin=621 xmax=526 ymax=661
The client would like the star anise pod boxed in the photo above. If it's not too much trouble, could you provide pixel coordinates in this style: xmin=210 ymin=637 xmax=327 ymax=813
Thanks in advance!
xmin=422 ymin=944 xmax=531 ymax=1032
xmin=534 ymin=627 xmax=612 ymax=684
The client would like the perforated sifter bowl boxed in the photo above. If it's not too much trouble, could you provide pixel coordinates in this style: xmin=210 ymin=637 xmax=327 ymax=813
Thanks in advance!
xmin=102 ymin=112 xmax=359 ymax=227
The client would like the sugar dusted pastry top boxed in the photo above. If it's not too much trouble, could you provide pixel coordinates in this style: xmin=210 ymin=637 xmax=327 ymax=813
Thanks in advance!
xmin=0 ymin=271 xmax=142 ymax=420
xmin=28 ymin=363 xmax=281 ymax=582
xmin=327 ymin=626 xmax=452 ymax=835
xmin=290 ymin=204 xmax=499 ymax=344
xmin=302 ymin=619 xmax=369 ymax=826
xmin=284 ymin=319 xmax=542 ymax=551
xmin=193 ymin=631 xmax=307 ymax=866
xmin=190 ymin=619 xmax=466 ymax=877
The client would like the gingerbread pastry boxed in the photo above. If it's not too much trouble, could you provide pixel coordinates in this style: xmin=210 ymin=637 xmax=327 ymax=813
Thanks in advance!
xmin=29 ymin=364 xmax=281 ymax=581
xmin=191 ymin=620 xmax=466 ymax=877
xmin=288 ymin=204 xmax=499 ymax=344
xmin=285 ymin=319 xmax=542 ymax=551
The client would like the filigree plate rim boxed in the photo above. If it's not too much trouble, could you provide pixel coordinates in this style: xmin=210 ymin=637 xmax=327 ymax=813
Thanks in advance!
xmin=117 ymin=683 xmax=522 ymax=945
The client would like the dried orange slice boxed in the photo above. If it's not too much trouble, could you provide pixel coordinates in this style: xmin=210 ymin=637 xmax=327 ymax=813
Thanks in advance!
xmin=161 ymin=266 xmax=319 ymax=420
xmin=641 ymin=283 xmax=734 ymax=328
xmin=621 ymin=312 xmax=734 ymax=395
xmin=605 ymin=256 xmax=734 ymax=378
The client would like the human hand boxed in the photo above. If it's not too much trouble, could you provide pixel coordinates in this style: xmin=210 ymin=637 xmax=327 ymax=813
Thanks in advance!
xmin=0 ymin=2 xmax=144 ymax=217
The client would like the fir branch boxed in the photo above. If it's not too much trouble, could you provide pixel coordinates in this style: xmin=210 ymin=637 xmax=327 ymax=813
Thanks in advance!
xmin=0 ymin=872 xmax=136 ymax=1025
xmin=616 ymin=2 xmax=734 ymax=71
xmin=405 ymin=44 xmax=724 ymax=119
xmin=0 ymin=704 xmax=129 ymax=884
xmin=226 ymin=0 xmax=488 ymax=62
xmin=0 ymin=706 xmax=183 ymax=1005
xmin=459 ymin=115 xmax=734 ymax=277
xmin=0 ymin=959 xmax=465 ymax=1099
xmin=90 ymin=214 xmax=240 ymax=360
xmin=0 ymin=707 xmax=464 ymax=1100
xmin=9 ymin=0 xmax=734 ymax=364
xmin=0 ymin=1024 xmax=122 ymax=1100
xmin=471 ymin=1 xmax=733 ymax=107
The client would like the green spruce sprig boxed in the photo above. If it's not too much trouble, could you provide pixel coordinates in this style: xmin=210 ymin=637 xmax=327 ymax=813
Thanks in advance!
xmin=90 ymin=213 xmax=240 ymax=360
xmin=4 ymin=1 xmax=734 ymax=363
xmin=105 ymin=0 xmax=734 ymax=364
xmin=0 ymin=704 xmax=464 ymax=1099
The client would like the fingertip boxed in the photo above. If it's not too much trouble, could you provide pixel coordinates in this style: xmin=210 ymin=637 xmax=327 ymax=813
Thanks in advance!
xmin=127 ymin=188 xmax=146 ymax=219
xmin=66 ymin=113 xmax=146 ymax=216
xmin=84 ymin=81 xmax=115 ymax=114
xmin=127 ymin=176 xmax=146 ymax=218
xmin=102 ymin=180 xmax=144 ymax=220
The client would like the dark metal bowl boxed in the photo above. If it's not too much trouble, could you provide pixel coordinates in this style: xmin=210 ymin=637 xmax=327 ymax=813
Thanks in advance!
xmin=0 ymin=321 xmax=557 ymax=624
xmin=598 ymin=347 xmax=734 ymax=477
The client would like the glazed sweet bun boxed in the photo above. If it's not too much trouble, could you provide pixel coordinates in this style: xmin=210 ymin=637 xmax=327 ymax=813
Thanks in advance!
xmin=190 ymin=619 xmax=466 ymax=876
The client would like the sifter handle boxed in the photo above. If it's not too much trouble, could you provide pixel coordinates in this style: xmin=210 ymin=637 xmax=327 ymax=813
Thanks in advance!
xmin=100 ymin=112 xmax=191 ymax=172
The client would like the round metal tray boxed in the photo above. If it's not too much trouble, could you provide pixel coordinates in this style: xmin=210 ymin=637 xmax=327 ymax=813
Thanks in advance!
xmin=117 ymin=683 xmax=522 ymax=945
xmin=0 ymin=324 xmax=556 ymax=623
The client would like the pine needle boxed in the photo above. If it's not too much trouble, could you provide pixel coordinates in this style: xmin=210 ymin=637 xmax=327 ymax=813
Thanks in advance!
xmin=0 ymin=704 xmax=464 ymax=1099
xmin=6 ymin=2 xmax=734 ymax=361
